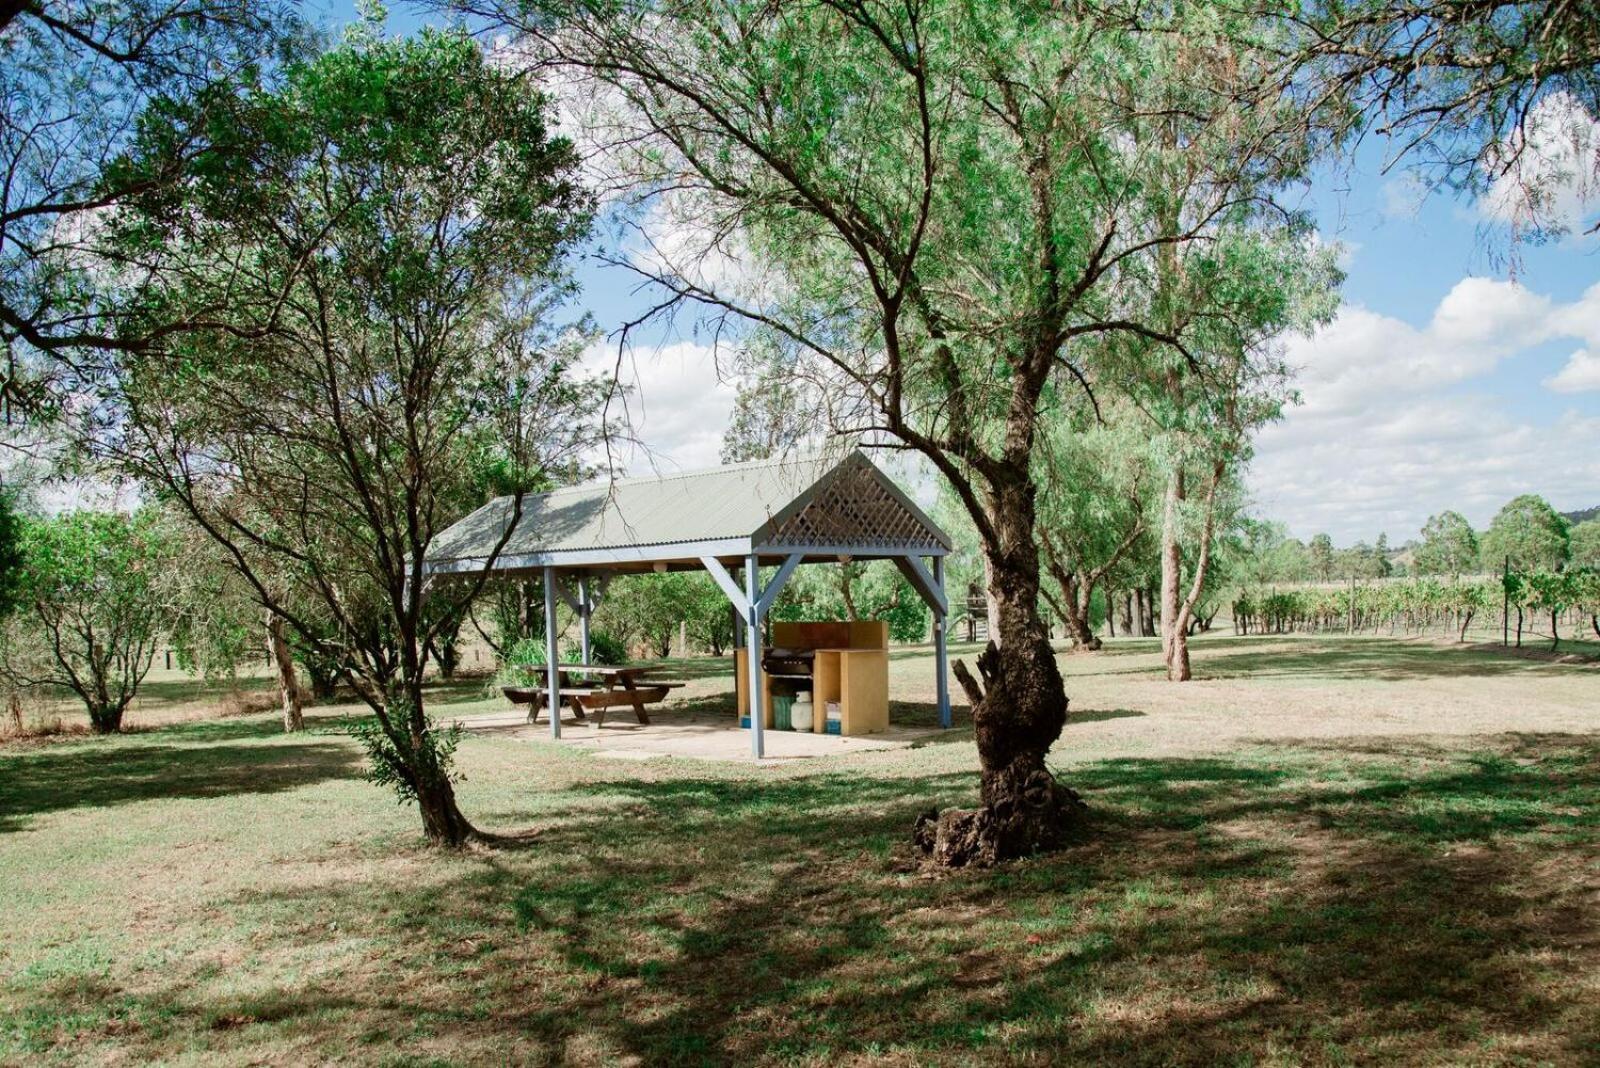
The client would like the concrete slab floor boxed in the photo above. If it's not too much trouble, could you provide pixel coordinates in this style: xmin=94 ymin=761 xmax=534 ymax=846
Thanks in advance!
xmin=450 ymin=706 xmax=948 ymax=764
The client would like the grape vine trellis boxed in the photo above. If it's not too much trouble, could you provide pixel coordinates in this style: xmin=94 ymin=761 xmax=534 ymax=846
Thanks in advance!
xmin=1232 ymin=570 xmax=1600 ymax=650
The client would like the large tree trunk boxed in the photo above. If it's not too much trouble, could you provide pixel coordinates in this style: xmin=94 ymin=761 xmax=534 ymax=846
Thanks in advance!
xmin=1060 ymin=593 xmax=1101 ymax=651
xmin=1132 ymin=588 xmax=1156 ymax=637
xmin=267 ymin=610 xmax=304 ymax=732
xmin=1159 ymin=460 xmax=1222 ymax=682
xmin=915 ymin=490 xmax=1087 ymax=867
xmin=1159 ymin=467 xmax=1188 ymax=678
xmin=87 ymin=701 xmax=125 ymax=734
xmin=1040 ymin=539 xmax=1100 ymax=652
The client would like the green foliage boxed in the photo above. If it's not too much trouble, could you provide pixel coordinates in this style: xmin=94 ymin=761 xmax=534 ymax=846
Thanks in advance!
xmin=0 ymin=2 xmax=303 ymax=413
xmin=1415 ymin=511 xmax=1479 ymax=578
xmin=160 ymin=513 xmax=262 ymax=681
xmin=477 ymin=578 xmax=545 ymax=655
xmin=1033 ymin=407 xmax=1158 ymax=623
xmin=1306 ymin=0 xmax=1600 ymax=240
xmin=0 ymin=509 xmax=177 ymax=732
xmin=586 ymin=630 xmax=628 ymax=666
xmin=1233 ymin=568 xmax=1600 ymax=641
xmin=769 ymin=562 xmax=930 ymax=643
xmin=100 ymin=27 xmax=601 ymax=839
xmin=1481 ymin=495 xmax=1570 ymax=573
xmin=1232 ymin=577 xmax=1498 ymax=637
xmin=494 ymin=635 xmax=586 ymax=689
xmin=346 ymin=698 xmax=463 ymax=806
xmin=1336 ymin=540 xmax=1392 ymax=580
xmin=594 ymin=573 xmax=734 ymax=657
xmin=1568 ymin=520 xmax=1600 ymax=570
xmin=0 ymin=491 xmax=27 ymax=619
xmin=1308 ymin=534 xmax=1335 ymax=582
xmin=1225 ymin=520 xmax=1312 ymax=587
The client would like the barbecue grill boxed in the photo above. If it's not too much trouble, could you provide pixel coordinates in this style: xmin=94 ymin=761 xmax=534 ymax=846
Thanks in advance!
xmin=760 ymin=647 xmax=815 ymax=679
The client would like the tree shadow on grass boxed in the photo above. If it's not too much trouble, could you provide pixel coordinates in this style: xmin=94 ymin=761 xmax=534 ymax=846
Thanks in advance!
xmin=0 ymin=727 xmax=361 ymax=833
xmin=62 ymin=733 xmax=1588 ymax=1065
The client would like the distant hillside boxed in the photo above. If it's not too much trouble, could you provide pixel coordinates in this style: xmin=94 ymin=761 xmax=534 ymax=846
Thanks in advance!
xmin=1564 ymin=505 xmax=1600 ymax=526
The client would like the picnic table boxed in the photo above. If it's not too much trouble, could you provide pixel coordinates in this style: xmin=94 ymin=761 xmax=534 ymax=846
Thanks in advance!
xmin=502 ymin=664 xmax=685 ymax=728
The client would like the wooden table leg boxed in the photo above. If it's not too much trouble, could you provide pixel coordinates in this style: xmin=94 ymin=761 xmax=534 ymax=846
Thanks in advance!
xmin=622 ymin=674 xmax=650 ymax=725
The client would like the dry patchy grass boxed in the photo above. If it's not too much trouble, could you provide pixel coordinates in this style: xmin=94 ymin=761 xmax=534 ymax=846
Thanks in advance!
xmin=2 ymin=633 xmax=1597 ymax=1066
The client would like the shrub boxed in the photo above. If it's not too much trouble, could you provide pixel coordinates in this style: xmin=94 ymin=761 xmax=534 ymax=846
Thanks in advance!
xmin=587 ymin=630 xmax=628 ymax=665
xmin=496 ymin=635 xmax=578 ymax=688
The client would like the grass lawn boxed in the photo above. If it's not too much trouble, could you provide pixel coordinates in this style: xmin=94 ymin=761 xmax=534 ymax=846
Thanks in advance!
xmin=2 ymin=633 xmax=1597 ymax=1065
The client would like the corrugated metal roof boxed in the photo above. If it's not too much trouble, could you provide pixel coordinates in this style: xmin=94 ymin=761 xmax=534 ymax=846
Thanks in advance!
xmin=425 ymin=450 xmax=948 ymax=569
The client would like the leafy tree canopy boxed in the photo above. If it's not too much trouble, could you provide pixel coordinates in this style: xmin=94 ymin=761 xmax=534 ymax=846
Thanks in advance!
xmin=1415 ymin=510 xmax=1479 ymax=578
xmin=96 ymin=26 xmax=602 ymax=844
xmin=1482 ymin=494 xmax=1570 ymax=573
xmin=0 ymin=508 xmax=176 ymax=732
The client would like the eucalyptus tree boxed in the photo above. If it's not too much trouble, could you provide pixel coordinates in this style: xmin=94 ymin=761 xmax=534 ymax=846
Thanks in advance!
xmin=1230 ymin=519 xmax=1313 ymax=587
xmin=161 ymin=512 xmax=317 ymax=731
xmin=1571 ymin=519 xmax=1600 ymax=571
xmin=1036 ymin=409 xmax=1155 ymax=652
xmin=1309 ymin=532 xmax=1336 ymax=581
xmin=1482 ymin=494 xmax=1571 ymax=573
xmin=1415 ymin=510 xmax=1478 ymax=578
xmin=450 ymin=0 xmax=1342 ymax=863
xmin=94 ymin=30 xmax=602 ymax=846
xmin=1107 ymin=94 xmax=1339 ymax=681
xmin=1138 ymin=236 xmax=1334 ymax=682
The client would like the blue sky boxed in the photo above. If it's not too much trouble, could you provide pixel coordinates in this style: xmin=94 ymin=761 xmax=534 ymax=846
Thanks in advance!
xmin=314 ymin=2 xmax=1600 ymax=546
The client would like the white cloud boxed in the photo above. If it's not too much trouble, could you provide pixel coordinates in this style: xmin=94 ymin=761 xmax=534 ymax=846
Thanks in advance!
xmin=583 ymin=338 xmax=739 ymax=473
xmin=1546 ymin=349 xmax=1600 ymax=393
xmin=1250 ymin=276 xmax=1600 ymax=543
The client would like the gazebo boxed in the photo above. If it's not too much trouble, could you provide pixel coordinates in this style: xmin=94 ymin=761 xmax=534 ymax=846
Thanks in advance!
xmin=423 ymin=450 xmax=953 ymax=758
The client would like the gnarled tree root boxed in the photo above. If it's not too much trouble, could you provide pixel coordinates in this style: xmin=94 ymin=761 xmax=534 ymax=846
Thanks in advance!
xmin=913 ymin=768 xmax=1087 ymax=868
xmin=914 ymin=645 xmax=1089 ymax=867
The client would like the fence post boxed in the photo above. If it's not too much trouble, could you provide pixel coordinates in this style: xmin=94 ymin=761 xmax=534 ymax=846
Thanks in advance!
xmin=1346 ymin=575 xmax=1354 ymax=635
xmin=1502 ymin=555 xmax=1509 ymax=647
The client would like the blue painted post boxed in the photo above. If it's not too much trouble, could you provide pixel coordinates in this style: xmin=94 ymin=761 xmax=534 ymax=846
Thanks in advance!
xmin=744 ymin=554 xmax=765 ymax=759
xmin=577 ymin=575 xmax=592 ymax=665
xmin=934 ymin=556 xmax=951 ymax=728
xmin=543 ymin=567 xmax=561 ymax=740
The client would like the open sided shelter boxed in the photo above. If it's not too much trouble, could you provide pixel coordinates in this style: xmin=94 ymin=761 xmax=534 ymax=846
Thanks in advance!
xmin=423 ymin=450 xmax=953 ymax=758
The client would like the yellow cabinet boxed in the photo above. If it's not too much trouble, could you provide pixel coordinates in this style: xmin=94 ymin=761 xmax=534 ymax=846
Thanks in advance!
xmin=734 ymin=621 xmax=890 ymax=735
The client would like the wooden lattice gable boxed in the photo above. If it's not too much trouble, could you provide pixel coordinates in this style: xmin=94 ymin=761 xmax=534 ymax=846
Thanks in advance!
xmin=755 ymin=452 xmax=950 ymax=553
